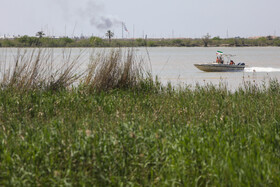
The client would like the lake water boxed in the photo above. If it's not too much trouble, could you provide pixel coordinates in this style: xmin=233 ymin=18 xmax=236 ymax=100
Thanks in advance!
xmin=138 ymin=47 xmax=280 ymax=89
xmin=1 ymin=47 xmax=280 ymax=90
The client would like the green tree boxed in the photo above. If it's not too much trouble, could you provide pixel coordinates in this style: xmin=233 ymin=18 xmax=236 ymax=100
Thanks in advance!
xmin=106 ymin=30 xmax=114 ymax=44
xmin=17 ymin=35 xmax=30 ymax=46
xmin=258 ymin=37 xmax=267 ymax=46
xmin=36 ymin=31 xmax=45 ymax=38
xmin=17 ymin=36 xmax=39 ymax=46
xmin=18 ymin=35 xmax=29 ymax=43
xmin=226 ymin=38 xmax=235 ymax=46
xmin=135 ymin=38 xmax=146 ymax=46
xmin=202 ymin=33 xmax=211 ymax=47
xmin=267 ymin=35 xmax=273 ymax=40
xmin=234 ymin=37 xmax=241 ymax=46
xmin=211 ymin=36 xmax=222 ymax=46
xmin=172 ymin=39 xmax=184 ymax=46
xmin=273 ymin=38 xmax=280 ymax=46
xmin=212 ymin=36 xmax=221 ymax=40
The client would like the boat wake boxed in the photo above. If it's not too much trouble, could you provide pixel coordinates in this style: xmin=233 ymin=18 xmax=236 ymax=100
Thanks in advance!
xmin=245 ymin=67 xmax=280 ymax=72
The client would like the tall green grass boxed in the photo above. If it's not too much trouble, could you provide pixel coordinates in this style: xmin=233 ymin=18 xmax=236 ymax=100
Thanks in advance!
xmin=0 ymin=49 xmax=279 ymax=186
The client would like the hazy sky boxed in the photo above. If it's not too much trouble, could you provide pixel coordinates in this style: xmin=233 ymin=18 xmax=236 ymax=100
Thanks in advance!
xmin=0 ymin=0 xmax=279 ymax=38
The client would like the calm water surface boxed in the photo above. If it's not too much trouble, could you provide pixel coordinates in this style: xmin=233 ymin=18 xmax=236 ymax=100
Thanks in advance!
xmin=138 ymin=47 xmax=280 ymax=89
xmin=1 ymin=47 xmax=280 ymax=90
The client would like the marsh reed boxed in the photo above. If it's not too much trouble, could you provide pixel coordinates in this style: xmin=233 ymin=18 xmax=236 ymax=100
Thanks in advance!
xmin=0 ymin=48 xmax=152 ymax=92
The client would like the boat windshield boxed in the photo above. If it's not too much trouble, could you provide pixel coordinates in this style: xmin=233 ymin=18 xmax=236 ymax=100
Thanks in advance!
xmin=216 ymin=51 xmax=236 ymax=64
xmin=223 ymin=54 xmax=236 ymax=64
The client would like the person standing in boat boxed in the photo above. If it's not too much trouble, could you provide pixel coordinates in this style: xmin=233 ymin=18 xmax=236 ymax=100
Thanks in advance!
xmin=219 ymin=56 xmax=224 ymax=64
xmin=216 ymin=56 xmax=223 ymax=64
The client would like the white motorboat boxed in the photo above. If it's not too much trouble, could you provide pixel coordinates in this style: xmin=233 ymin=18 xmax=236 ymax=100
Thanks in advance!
xmin=194 ymin=63 xmax=245 ymax=72
xmin=194 ymin=51 xmax=246 ymax=72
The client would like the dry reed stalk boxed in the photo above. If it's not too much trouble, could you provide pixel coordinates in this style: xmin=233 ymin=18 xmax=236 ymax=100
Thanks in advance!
xmin=46 ymin=50 xmax=84 ymax=91
xmin=0 ymin=48 xmax=151 ymax=92
xmin=0 ymin=48 xmax=83 ymax=91
xmin=83 ymin=48 xmax=149 ymax=91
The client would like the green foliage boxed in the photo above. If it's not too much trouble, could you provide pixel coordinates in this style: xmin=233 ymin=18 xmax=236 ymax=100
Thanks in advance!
xmin=147 ymin=41 xmax=157 ymax=47
xmin=172 ymin=39 xmax=184 ymax=46
xmin=1 ymin=39 xmax=15 ymax=47
xmin=273 ymin=39 xmax=280 ymax=46
xmin=212 ymin=36 xmax=221 ymax=40
xmin=57 ymin=37 xmax=74 ymax=47
xmin=0 ymin=81 xmax=280 ymax=186
xmin=89 ymin=36 xmax=104 ymax=47
xmin=0 ymin=49 xmax=279 ymax=185
xmin=136 ymin=38 xmax=146 ymax=46
xmin=211 ymin=37 xmax=223 ymax=46
xmin=258 ymin=37 xmax=268 ymax=46
xmin=17 ymin=35 xmax=29 ymax=43
xmin=15 ymin=36 xmax=40 ymax=47
xmin=1 ymin=36 xmax=280 ymax=47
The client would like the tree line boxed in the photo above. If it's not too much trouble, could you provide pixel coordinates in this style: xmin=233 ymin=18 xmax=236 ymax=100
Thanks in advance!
xmin=1 ymin=31 xmax=280 ymax=47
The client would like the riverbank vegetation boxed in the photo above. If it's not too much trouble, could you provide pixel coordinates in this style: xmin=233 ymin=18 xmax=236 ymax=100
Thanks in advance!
xmin=1 ymin=35 xmax=280 ymax=47
xmin=0 ymin=49 xmax=279 ymax=186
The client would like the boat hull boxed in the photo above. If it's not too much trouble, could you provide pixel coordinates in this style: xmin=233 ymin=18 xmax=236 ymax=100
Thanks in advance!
xmin=194 ymin=64 xmax=245 ymax=72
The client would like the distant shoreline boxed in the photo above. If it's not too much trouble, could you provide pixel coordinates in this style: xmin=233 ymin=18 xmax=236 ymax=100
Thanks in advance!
xmin=1 ymin=36 xmax=280 ymax=48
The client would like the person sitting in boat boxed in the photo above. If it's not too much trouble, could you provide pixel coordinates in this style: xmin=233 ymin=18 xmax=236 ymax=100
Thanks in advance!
xmin=230 ymin=60 xmax=235 ymax=65
xmin=220 ymin=56 xmax=224 ymax=64
xmin=216 ymin=57 xmax=219 ymax=63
